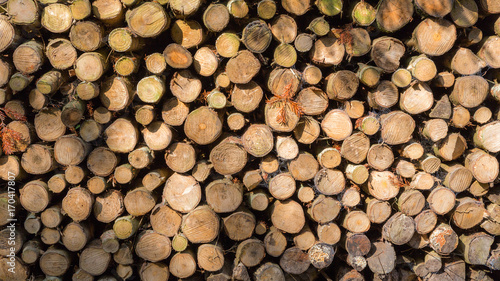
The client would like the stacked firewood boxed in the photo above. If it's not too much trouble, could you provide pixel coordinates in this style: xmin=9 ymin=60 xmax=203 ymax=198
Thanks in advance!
xmin=1 ymin=0 xmax=500 ymax=280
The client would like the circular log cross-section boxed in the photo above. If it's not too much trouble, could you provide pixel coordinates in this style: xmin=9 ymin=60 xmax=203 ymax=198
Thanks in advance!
xmin=184 ymin=106 xmax=222 ymax=145
xmin=181 ymin=205 xmax=220 ymax=244
xmin=209 ymin=139 xmax=247 ymax=175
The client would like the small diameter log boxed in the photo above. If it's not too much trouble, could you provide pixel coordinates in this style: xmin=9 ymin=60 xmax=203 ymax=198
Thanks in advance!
xmin=308 ymin=195 xmax=341 ymax=224
xmin=101 ymin=229 xmax=119 ymax=253
xmin=143 ymin=168 xmax=171 ymax=191
xmin=69 ymin=21 xmax=104 ymax=52
xmin=391 ymin=68 xmax=412 ymax=88
xmin=114 ymin=242 xmax=134 ymax=264
xmin=76 ymin=82 xmax=99 ymax=101
xmin=275 ymin=136 xmax=298 ymax=160
xmin=134 ymin=105 xmax=155 ymax=126
xmin=317 ymin=222 xmax=341 ymax=245
xmin=197 ymin=244 xmax=224 ymax=272
xmin=113 ymin=216 xmax=140 ymax=240
xmin=410 ymin=18 xmax=456 ymax=56
xmin=145 ymin=53 xmax=167 ymax=75
xmin=280 ymin=247 xmax=310 ymax=275
xmin=367 ymin=144 xmax=394 ymax=171
xmin=62 ymin=187 xmax=93 ymax=222
xmin=450 ymin=48 xmax=485 ymax=75
xmin=382 ymin=212 xmax=415 ymax=245
xmin=344 ymin=232 xmax=371 ymax=257
xmin=150 ymin=204 xmax=182 ymax=237
xmin=206 ymin=178 xmax=243 ymax=213
xmin=54 ymin=135 xmax=90 ymax=166
xmin=202 ymin=4 xmax=229 ymax=33
xmin=345 ymin=164 xmax=369 ymax=185
xmin=395 ymin=160 xmax=416 ymax=178
xmin=264 ymin=227 xmax=287 ymax=257
xmin=474 ymin=121 xmax=500 ymax=153
xmin=22 ymin=239 xmax=41 ymax=264
xmin=79 ymin=119 xmax=102 ymax=142
xmin=8 ymin=72 xmax=32 ymax=92
xmin=357 ymin=64 xmax=382 ymax=87
xmin=308 ymin=243 xmax=335 ymax=269
xmin=351 ymin=1 xmax=376 ymax=26
xmin=450 ymin=75 xmax=489 ymax=108
xmin=366 ymin=171 xmax=400 ymax=201
xmin=254 ymin=263 xmax=284 ymax=281
xmin=41 ymin=227 xmax=60 ymax=245
xmin=342 ymin=210 xmax=371 ymax=233
xmin=223 ymin=209 xmax=256 ymax=241
xmin=415 ymin=0 xmax=453 ymax=17
xmin=309 ymin=34 xmax=345 ymax=67
xmin=40 ymin=205 xmax=62 ymax=228
xmin=194 ymin=47 xmax=218 ymax=77
xmin=128 ymin=146 xmax=154 ymax=170
xmin=366 ymin=198 xmax=392 ymax=224
xmin=20 ymin=180 xmax=50 ymax=213
xmin=164 ymin=142 xmax=196 ymax=174
xmin=465 ymin=148 xmax=499 ymax=183
xmin=170 ymin=0 xmax=202 ymax=17
xmin=227 ymin=113 xmax=246 ymax=131
xmin=65 ymin=165 xmax=86 ymax=184
xmin=295 ymin=33 xmax=315 ymax=53
xmin=108 ymin=28 xmax=144 ymax=52
xmin=375 ymin=0 xmax=413 ymax=32
xmin=191 ymin=160 xmax=212 ymax=183
xmin=424 ymin=251 xmax=442 ymax=273
xmin=248 ymin=189 xmax=269 ymax=211
xmin=356 ymin=115 xmax=380 ymax=136
xmin=215 ymin=33 xmax=240 ymax=58
xmin=24 ymin=214 xmax=41 ymax=235
xmin=442 ymin=164 xmax=473 ymax=193
xmin=162 ymin=98 xmax=189 ymax=127
xmin=314 ymin=168 xmax=345 ymax=195
xmin=114 ymin=56 xmax=139 ymax=76
xmin=451 ymin=105 xmax=470 ymax=128
xmin=61 ymin=222 xmax=92 ymax=252
xmin=459 ymin=232 xmax=493 ymax=265
xmin=184 ymin=106 xmax=222 ymax=145
xmin=75 ymin=51 xmax=109 ymax=82
xmin=70 ymin=0 xmax=91 ymax=20
xmin=408 ymin=55 xmax=436 ymax=82
xmin=140 ymin=262 xmax=170 ymax=281
xmin=236 ymin=239 xmax=266 ymax=268
xmin=39 ymin=246 xmax=71 ymax=277
xmin=343 ymin=28 xmax=371 ymax=57
xmin=271 ymin=200 xmax=305 ymax=234
xmin=429 ymin=223 xmax=458 ymax=255
xmin=135 ymin=230 xmax=171 ymax=262
xmin=241 ymin=124 xmax=273 ymax=157
xmin=473 ymin=107 xmax=492 ymax=124
xmin=423 ymin=119 xmax=448 ymax=142
xmin=93 ymin=106 xmax=112 ymax=124
xmin=293 ymin=225 xmax=316 ymax=251
xmin=163 ymin=43 xmax=192 ymax=69
xmin=163 ymin=173 xmax=201 ymax=213
xmin=293 ymin=116 xmax=321 ymax=144
xmin=181 ymin=205 xmax=220 ymax=244
xmin=367 ymin=81 xmax=399 ymax=110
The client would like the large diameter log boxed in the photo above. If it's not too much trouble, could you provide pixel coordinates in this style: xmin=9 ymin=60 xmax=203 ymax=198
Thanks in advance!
xmin=324 ymin=71 xmax=358 ymax=101
xmin=75 ymin=50 xmax=109 ymax=82
xmin=41 ymin=4 xmax=73 ymax=33
xmin=450 ymin=75 xmax=488 ymax=108
xmin=308 ymin=243 xmax=335 ymax=269
xmin=54 ymin=135 xmax=90 ymax=166
xmin=150 ymin=203 xmax=181 ymax=237
xmin=341 ymin=132 xmax=369 ymax=164
xmin=19 ymin=180 xmax=50 ymax=213
xmin=181 ymin=205 xmax=219 ymax=244
xmin=210 ymin=137 xmax=247 ymax=175
xmin=452 ymin=197 xmax=485 ymax=229
xmin=371 ymin=37 xmax=405 ymax=72
xmin=309 ymin=195 xmax=341 ymax=224
xmin=45 ymin=39 xmax=77 ymax=70
xmin=321 ymin=109 xmax=352 ymax=141
xmin=410 ymin=18 xmax=456 ymax=56
xmin=382 ymin=212 xmax=415 ymax=245
xmin=366 ymin=242 xmax=396 ymax=275
xmin=366 ymin=198 xmax=392 ymax=224
xmin=21 ymin=144 xmax=56 ymax=175
xmin=13 ymin=41 xmax=44 ymax=75
xmin=271 ymin=200 xmax=305 ymax=234
xmin=140 ymin=262 xmax=170 ymax=281
xmin=366 ymin=171 xmax=400 ymax=200
xmin=184 ymin=106 xmax=222 ymax=145
xmin=242 ymin=124 xmax=273 ymax=157
xmin=62 ymin=222 xmax=92 ymax=252
xmin=206 ymin=179 xmax=243 ymax=213
xmin=223 ymin=209 xmax=256 ymax=241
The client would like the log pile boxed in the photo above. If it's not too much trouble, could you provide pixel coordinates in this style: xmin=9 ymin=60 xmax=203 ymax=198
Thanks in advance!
xmin=1 ymin=0 xmax=500 ymax=280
